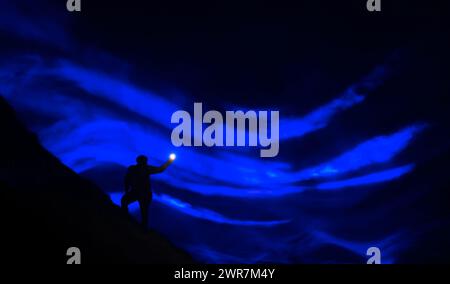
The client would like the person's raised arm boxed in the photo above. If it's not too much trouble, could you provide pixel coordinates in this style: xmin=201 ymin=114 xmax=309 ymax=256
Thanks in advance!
xmin=149 ymin=157 xmax=174 ymax=174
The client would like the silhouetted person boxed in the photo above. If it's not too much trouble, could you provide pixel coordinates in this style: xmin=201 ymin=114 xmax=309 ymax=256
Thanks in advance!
xmin=122 ymin=155 xmax=174 ymax=229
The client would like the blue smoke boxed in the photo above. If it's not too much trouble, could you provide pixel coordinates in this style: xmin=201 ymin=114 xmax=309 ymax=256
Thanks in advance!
xmin=0 ymin=57 xmax=424 ymax=196
xmin=316 ymin=164 xmax=414 ymax=190
xmin=0 ymin=55 xmax=426 ymax=264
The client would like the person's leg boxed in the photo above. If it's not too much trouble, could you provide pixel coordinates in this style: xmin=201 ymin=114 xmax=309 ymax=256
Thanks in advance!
xmin=121 ymin=192 xmax=135 ymax=214
xmin=139 ymin=194 xmax=152 ymax=230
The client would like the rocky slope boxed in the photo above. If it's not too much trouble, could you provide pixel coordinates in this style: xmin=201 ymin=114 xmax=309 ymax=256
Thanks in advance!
xmin=0 ymin=96 xmax=193 ymax=264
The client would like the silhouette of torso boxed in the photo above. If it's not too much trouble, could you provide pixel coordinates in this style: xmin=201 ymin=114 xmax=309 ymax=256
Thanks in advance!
xmin=125 ymin=165 xmax=161 ymax=195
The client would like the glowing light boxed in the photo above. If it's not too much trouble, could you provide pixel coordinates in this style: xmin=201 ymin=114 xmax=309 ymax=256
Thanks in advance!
xmin=169 ymin=153 xmax=176 ymax=161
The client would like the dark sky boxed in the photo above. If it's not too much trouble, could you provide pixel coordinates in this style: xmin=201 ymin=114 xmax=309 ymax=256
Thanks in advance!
xmin=69 ymin=0 xmax=446 ymax=110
